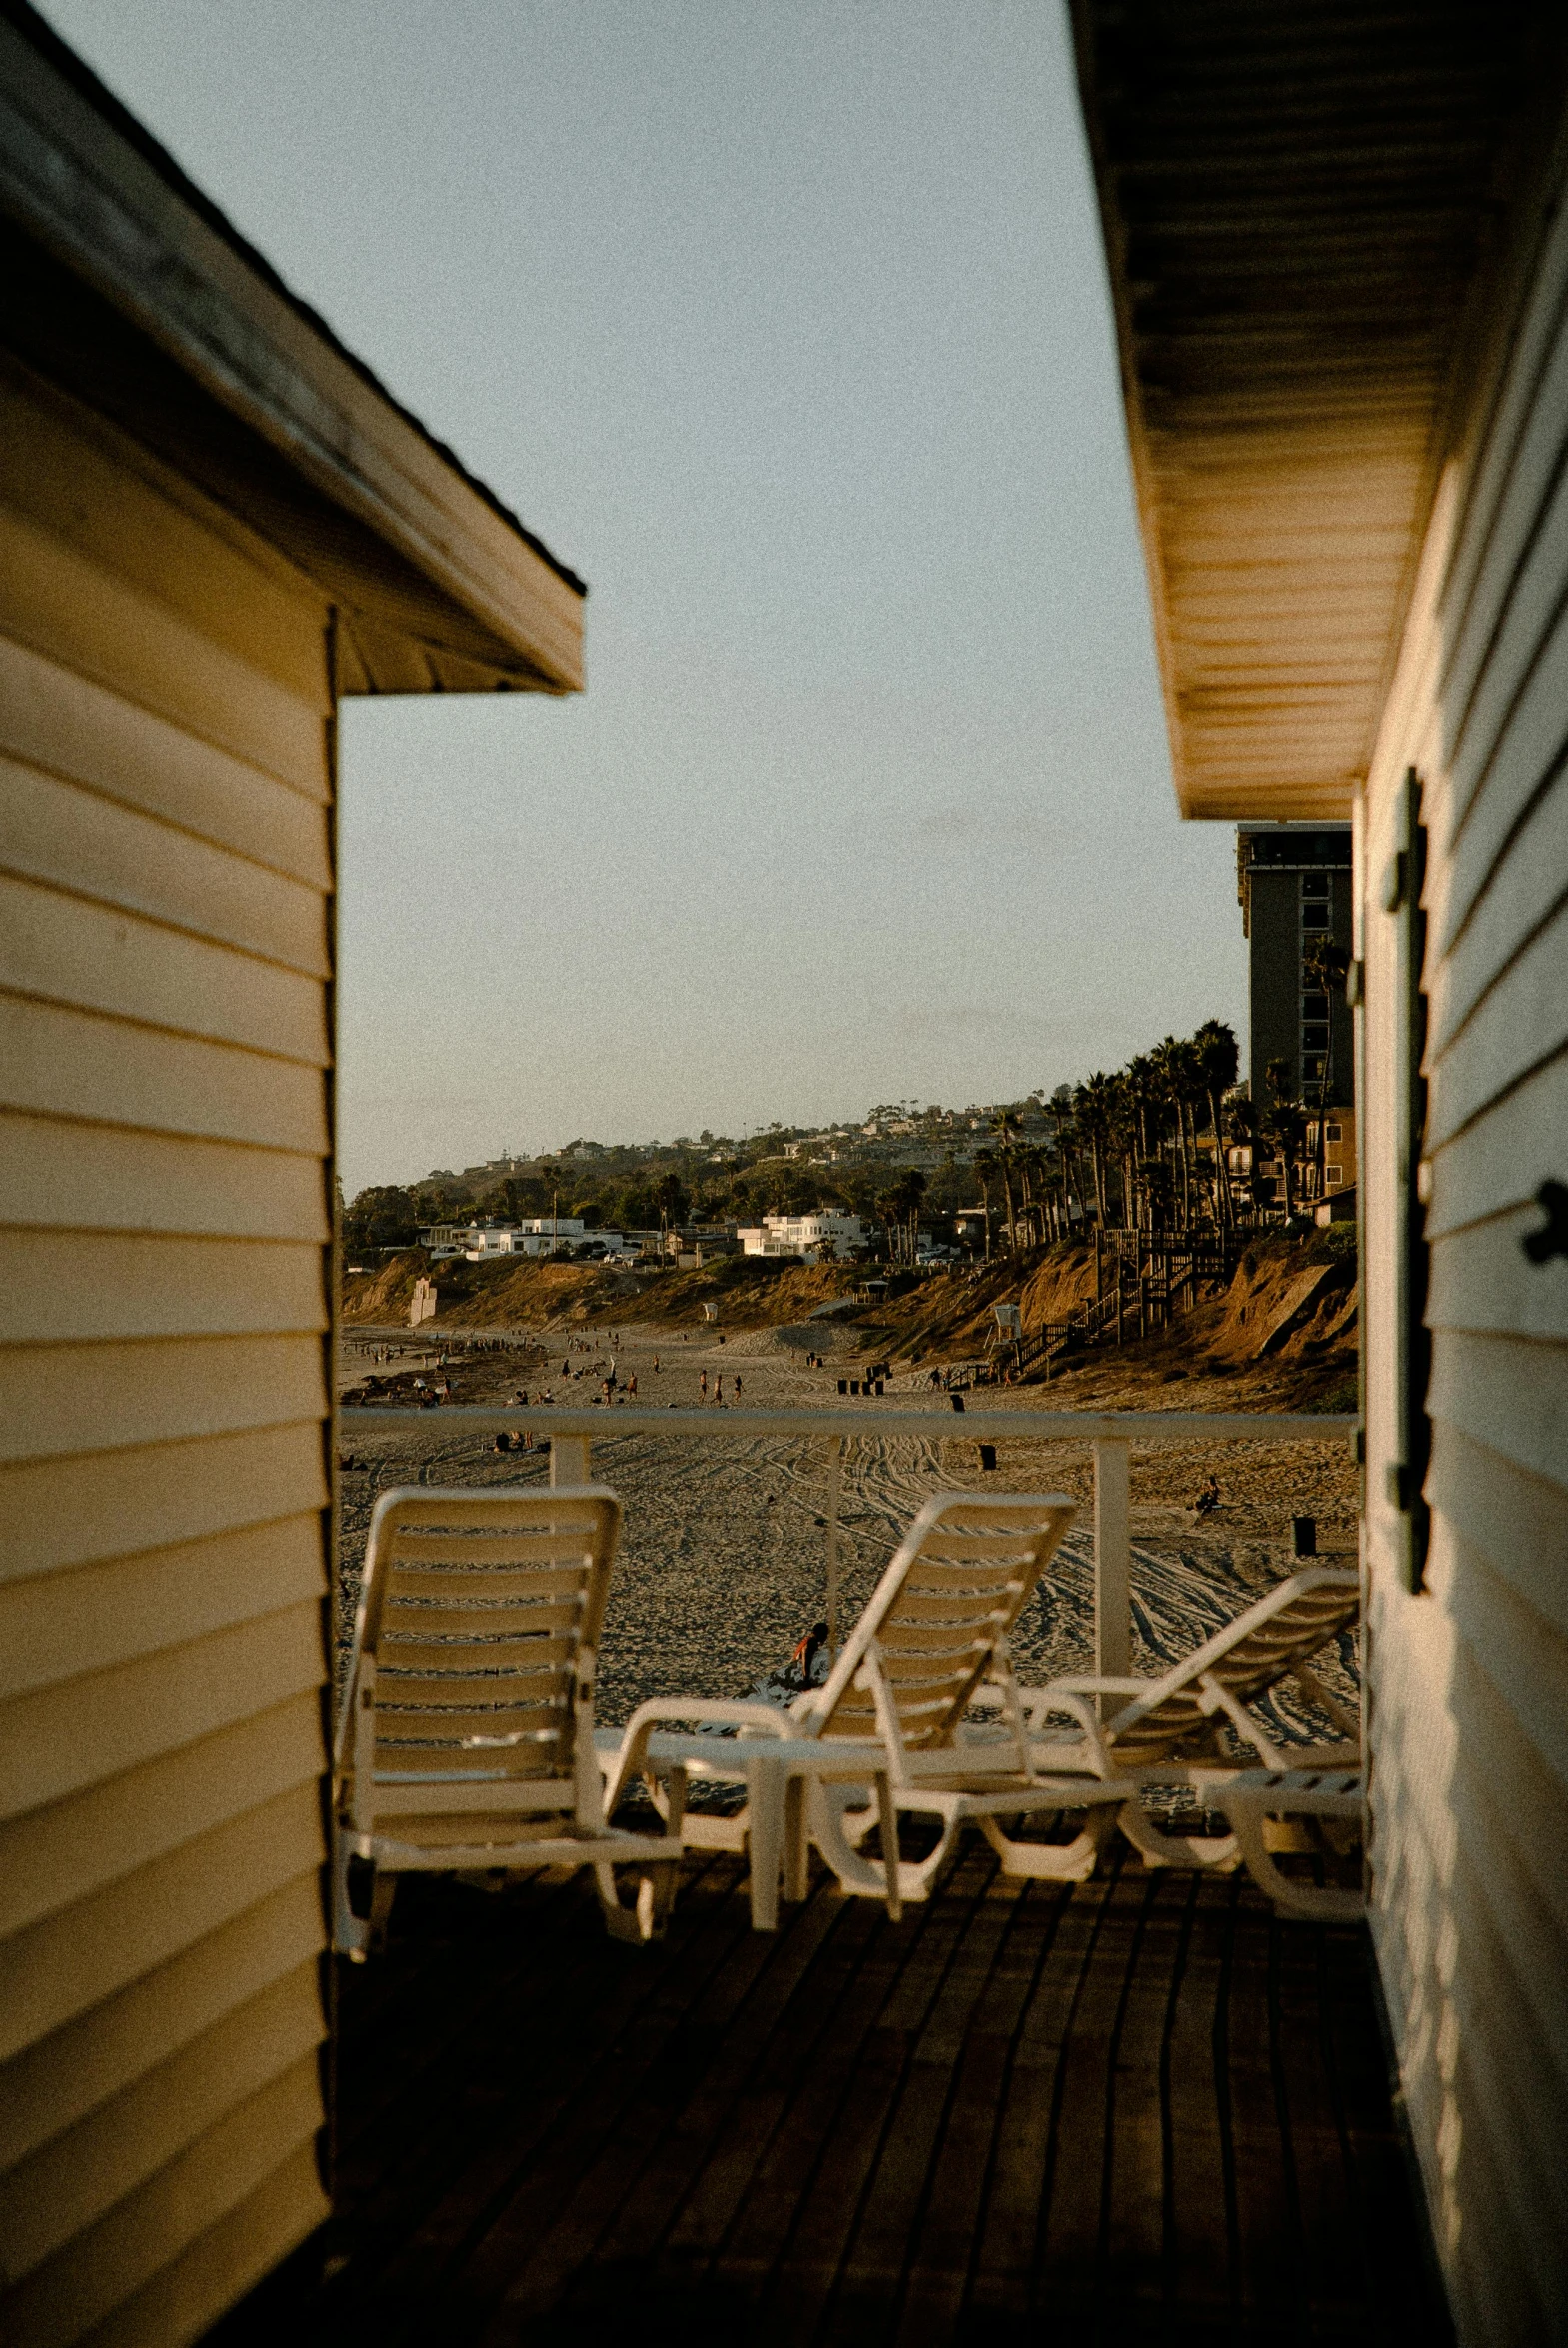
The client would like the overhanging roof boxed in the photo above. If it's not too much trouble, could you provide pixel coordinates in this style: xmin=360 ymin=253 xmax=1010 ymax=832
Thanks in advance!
xmin=0 ymin=0 xmax=584 ymax=695
xmin=1069 ymin=2 xmax=1536 ymax=820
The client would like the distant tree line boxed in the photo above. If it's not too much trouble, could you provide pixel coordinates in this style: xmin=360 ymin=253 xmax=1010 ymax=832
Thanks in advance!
xmin=340 ymin=993 xmax=1350 ymax=1261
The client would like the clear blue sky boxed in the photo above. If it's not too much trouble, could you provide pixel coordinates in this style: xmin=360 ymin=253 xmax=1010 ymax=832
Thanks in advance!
xmin=42 ymin=1 xmax=1246 ymax=1194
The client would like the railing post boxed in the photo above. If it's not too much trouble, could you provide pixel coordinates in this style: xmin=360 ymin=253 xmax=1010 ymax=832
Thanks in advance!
xmin=1093 ymin=1437 xmax=1132 ymax=1681
xmin=825 ymin=1437 xmax=843 ymax=1660
xmin=551 ymin=1435 xmax=591 ymax=1486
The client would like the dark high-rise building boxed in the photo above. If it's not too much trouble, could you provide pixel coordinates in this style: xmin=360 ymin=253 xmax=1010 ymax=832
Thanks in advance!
xmin=1236 ymin=824 xmax=1353 ymax=1109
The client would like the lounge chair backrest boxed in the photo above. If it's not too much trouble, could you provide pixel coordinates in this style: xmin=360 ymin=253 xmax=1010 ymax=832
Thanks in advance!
xmin=1101 ymin=1566 xmax=1360 ymax=1764
xmin=799 ymin=1493 xmax=1076 ymax=1752
xmin=336 ymin=1485 xmax=621 ymax=1832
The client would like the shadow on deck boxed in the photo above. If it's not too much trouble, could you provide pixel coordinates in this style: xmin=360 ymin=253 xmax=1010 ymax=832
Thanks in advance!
xmin=207 ymin=1850 xmax=1443 ymax=2346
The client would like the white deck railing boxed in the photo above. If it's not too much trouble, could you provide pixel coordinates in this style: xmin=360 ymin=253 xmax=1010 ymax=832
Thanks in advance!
xmin=338 ymin=1400 xmax=1359 ymax=1675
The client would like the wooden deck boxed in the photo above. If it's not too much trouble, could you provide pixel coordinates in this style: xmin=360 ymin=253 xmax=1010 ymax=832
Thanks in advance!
xmin=207 ymin=1850 xmax=1443 ymax=2346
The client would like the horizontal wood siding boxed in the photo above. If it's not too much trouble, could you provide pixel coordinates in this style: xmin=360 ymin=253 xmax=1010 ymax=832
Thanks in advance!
xmin=0 ymin=372 xmax=331 ymax=2343
xmin=1362 ymin=129 xmax=1568 ymax=2347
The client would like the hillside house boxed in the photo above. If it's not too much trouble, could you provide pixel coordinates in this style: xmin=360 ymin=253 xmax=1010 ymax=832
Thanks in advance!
xmin=1073 ymin=4 xmax=1568 ymax=2334
xmin=737 ymin=1210 xmax=864 ymax=1260
xmin=0 ymin=9 xmax=584 ymax=2343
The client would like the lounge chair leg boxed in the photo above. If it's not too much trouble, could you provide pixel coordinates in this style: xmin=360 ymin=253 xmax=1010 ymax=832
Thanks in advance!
xmin=873 ymin=1772 xmax=902 ymax=1922
xmin=1223 ymin=1795 xmax=1364 ymax=1922
xmin=977 ymin=1803 xmax=1115 ymax=1882
xmin=1117 ymin=1796 xmax=1240 ymax=1873
xmin=367 ymin=1872 xmax=398 ymax=1956
xmin=782 ymin=1775 xmax=809 ymax=1904
xmin=332 ymin=1835 xmax=372 ymax=1962
xmin=594 ymin=1860 xmax=678 ymax=1944
xmin=810 ymin=1782 xmax=954 ymax=1908
xmin=745 ymin=1754 xmax=784 ymax=1930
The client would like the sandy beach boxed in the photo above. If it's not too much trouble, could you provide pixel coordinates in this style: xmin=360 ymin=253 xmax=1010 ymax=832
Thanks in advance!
xmin=337 ymin=1317 xmax=1360 ymax=1747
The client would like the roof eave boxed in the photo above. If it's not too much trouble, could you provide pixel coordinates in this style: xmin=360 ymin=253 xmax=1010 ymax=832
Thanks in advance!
xmin=0 ymin=5 xmax=584 ymax=696
xmin=1067 ymin=0 xmax=1535 ymax=826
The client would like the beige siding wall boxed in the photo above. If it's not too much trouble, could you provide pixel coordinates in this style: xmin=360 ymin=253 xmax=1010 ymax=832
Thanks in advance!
xmin=0 ymin=362 xmax=333 ymax=2345
xmin=1361 ymin=136 xmax=1568 ymax=2345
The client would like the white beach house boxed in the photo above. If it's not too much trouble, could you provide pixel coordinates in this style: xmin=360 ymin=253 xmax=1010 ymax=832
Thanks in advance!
xmin=0 ymin=10 xmax=585 ymax=2339
xmin=1072 ymin=5 xmax=1568 ymax=2333
xmin=737 ymin=1211 xmax=865 ymax=1260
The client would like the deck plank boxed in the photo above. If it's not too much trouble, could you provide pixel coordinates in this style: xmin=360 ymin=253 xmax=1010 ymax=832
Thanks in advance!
xmin=199 ymin=1853 xmax=1447 ymax=2347
xmin=1161 ymin=1875 xmax=1236 ymax=2320
xmin=889 ymin=1873 xmax=1044 ymax=2347
xmin=654 ymin=1882 xmax=887 ymax=2279
xmin=743 ymin=1849 xmax=997 ymax=2346
xmin=335 ymin=1858 xmax=750 ymax=2338
xmin=1032 ymin=1862 xmax=1150 ymax=2307
xmin=965 ymin=1869 xmax=1113 ymax=2316
xmin=1102 ymin=1870 xmax=1189 ymax=2313
xmin=818 ymin=1862 xmax=1023 ymax=2345
xmin=1225 ymin=1884 xmax=1299 ymax=2320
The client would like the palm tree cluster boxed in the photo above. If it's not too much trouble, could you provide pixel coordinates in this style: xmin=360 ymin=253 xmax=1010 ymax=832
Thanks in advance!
xmin=981 ymin=1022 xmax=1246 ymax=1246
xmin=872 ymin=1168 xmax=929 ymax=1265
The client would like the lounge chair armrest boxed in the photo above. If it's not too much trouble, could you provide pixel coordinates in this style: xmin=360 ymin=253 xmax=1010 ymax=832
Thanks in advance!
xmin=1007 ymin=1682 xmax=1113 ymax=1773
xmin=1035 ymin=1675 xmax=1152 ymax=1697
xmin=604 ymin=1698 xmax=798 ymax=1815
xmin=620 ymin=1697 xmax=796 ymax=1742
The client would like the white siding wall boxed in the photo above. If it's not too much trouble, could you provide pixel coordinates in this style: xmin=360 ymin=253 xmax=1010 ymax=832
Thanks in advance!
xmin=0 ymin=361 xmax=333 ymax=2344
xmin=1361 ymin=135 xmax=1568 ymax=2346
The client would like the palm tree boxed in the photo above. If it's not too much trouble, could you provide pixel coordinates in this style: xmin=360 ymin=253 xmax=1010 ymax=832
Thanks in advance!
xmin=654 ymin=1171 xmax=687 ymax=1251
xmin=1024 ymin=1142 xmax=1053 ymax=1247
xmin=1302 ymin=937 xmax=1351 ymax=1200
xmin=1264 ymin=1060 xmax=1303 ymax=1219
xmin=1122 ymin=1055 xmax=1157 ymax=1228
xmin=1073 ymin=1074 xmax=1116 ymax=1227
xmin=1106 ymin=1071 xmax=1138 ymax=1231
xmin=1225 ymin=1092 xmax=1263 ymax=1214
xmin=891 ymin=1167 xmax=928 ymax=1263
xmin=1014 ymin=1146 xmax=1036 ymax=1249
xmin=988 ymin=1109 xmax=1021 ymax=1249
xmin=1148 ymin=1039 xmax=1191 ymax=1228
xmin=972 ymin=1148 xmax=998 ymax=1261
xmin=1053 ymin=1110 xmax=1084 ymax=1234
xmin=1193 ymin=1020 xmax=1240 ymax=1230
xmin=1176 ymin=1038 xmax=1211 ymax=1227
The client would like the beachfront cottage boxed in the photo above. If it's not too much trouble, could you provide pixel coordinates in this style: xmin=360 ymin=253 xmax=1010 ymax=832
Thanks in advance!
xmin=1071 ymin=6 xmax=1568 ymax=2336
xmin=0 ymin=8 xmax=584 ymax=2342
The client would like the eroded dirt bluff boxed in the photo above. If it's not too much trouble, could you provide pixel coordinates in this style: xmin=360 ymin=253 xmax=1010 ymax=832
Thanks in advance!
xmin=342 ymin=1236 xmax=1356 ymax=1409
xmin=340 ymin=1249 xmax=866 ymax=1332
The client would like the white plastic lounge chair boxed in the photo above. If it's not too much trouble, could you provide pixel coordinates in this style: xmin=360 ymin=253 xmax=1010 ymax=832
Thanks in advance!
xmin=602 ymin=1493 xmax=1126 ymax=1923
xmin=333 ymin=1486 xmax=684 ymax=1956
xmin=1199 ymin=1765 xmax=1364 ymax=1921
xmin=1018 ymin=1565 xmax=1361 ymax=1873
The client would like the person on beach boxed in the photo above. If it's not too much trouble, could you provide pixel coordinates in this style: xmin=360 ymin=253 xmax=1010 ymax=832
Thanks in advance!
xmin=791 ymin=1621 xmax=829 ymax=1688
xmin=1194 ymin=1475 xmax=1221 ymax=1519
xmin=734 ymin=1374 xmax=742 ymax=1400
xmin=699 ymin=1369 xmax=708 ymax=1399
xmin=627 ymin=1373 xmax=638 ymax=1399
xmin=653 ymin=1354 xmax=660 ymax=1373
